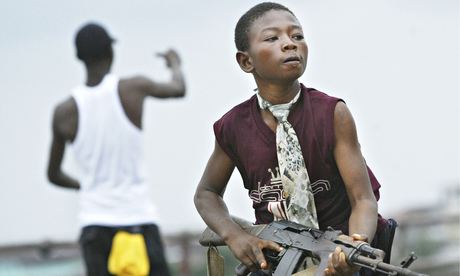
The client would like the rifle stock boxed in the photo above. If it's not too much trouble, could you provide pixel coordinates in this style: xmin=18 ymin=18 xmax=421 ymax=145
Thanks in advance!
xmin=199 ymin=216 xmax=266 ymax=246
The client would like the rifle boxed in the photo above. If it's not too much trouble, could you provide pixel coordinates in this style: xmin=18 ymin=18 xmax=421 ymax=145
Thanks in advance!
xmin=200 ymin=217 xmax=428 ymax=276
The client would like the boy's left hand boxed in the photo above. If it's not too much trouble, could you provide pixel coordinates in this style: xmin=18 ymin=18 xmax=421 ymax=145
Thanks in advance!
xmin=324 ymin=234 xmax=368 ymax=276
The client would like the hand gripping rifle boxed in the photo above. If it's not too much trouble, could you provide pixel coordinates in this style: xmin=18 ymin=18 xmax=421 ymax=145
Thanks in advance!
xmin=199 ymin=217 xmax=428 ymax=276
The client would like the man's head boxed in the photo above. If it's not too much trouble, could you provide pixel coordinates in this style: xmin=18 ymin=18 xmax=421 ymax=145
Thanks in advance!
xmin=235 ymin=2 xmax=308 ymax=84
xmin=75 ymin=22 xmax=114 ymax=63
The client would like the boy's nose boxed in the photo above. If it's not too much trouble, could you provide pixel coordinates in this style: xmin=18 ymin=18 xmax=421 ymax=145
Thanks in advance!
xmin=282 ymin=39 xmax=297 ymax=51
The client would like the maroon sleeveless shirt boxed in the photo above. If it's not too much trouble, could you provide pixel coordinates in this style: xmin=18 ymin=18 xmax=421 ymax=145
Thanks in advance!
xmin=214 ymin=84 xmax=385 ymax=233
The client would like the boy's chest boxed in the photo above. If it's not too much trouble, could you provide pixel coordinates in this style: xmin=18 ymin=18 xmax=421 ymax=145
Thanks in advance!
xmin=259 ymin=109 xmax=277 ymax=133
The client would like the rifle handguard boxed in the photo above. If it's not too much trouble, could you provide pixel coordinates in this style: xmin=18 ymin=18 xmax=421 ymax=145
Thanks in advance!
xmin=335 ymin=235 xmax=386 ymax=261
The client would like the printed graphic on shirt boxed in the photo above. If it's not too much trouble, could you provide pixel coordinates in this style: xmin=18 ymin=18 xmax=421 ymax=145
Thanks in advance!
xmin=311 ymin=180 xmax=331 ymax=194
xmin=249 ymin=167 xmax=330 ymax=204
xmin=250 ymin=168 xmax=284 ymax=203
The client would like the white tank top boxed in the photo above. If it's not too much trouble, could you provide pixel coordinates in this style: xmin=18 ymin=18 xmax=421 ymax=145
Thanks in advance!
xmin=71 ymin=74 xmax=158 ymax=227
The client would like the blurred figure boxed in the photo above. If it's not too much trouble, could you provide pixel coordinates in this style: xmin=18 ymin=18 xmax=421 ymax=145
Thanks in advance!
xmin=47 ymin=22 xmax=185 ymax=276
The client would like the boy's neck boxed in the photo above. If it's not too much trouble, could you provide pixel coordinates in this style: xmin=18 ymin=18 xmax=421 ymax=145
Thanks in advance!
xmin=256 ymin=81 xmax=301 ymax=105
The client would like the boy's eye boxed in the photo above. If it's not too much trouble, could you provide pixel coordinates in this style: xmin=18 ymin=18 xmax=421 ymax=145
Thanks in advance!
xmin=293 ymin=34 xmax=304 ymax=40
xmin=264 ymin=36 xmax=278 ymax=42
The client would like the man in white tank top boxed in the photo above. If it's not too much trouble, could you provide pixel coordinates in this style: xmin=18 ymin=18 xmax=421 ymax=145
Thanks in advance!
xmin=46 ymin=22 xmax=185 ymax=276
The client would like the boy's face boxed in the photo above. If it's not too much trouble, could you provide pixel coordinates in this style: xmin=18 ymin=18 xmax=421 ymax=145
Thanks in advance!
xmin=242 ymin=10 xmax=308 ymax=84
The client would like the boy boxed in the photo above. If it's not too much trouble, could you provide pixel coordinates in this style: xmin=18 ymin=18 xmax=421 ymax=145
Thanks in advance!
xmin=194 ymin=2 xmax=388 ymax=275
xmin=47 ymin=23 xmax=186 ymax=276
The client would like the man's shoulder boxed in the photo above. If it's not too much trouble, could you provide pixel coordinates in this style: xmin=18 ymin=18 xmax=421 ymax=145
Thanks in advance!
xmin=119 ymin=75 xmax=146 ymax=90
xmin=52 ymin=97 xmax=78 ymax=137
xmin=53 ymin=97 xmax=77 ymax=119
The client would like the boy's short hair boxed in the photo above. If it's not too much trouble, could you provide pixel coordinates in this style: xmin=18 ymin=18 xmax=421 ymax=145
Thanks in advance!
xmin=234 ymin=2 xmax=295 ymax=51
xmin=75 ymin=22 xmax=115 ymax=62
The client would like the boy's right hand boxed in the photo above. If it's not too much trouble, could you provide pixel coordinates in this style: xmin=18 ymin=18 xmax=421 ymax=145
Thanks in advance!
xmin=225 ymin=231 xmax=283 ymax=272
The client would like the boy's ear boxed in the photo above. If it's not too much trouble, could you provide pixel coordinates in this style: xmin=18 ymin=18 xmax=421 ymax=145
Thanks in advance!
xmin=236 ymin=51 xmax=254 ymax=73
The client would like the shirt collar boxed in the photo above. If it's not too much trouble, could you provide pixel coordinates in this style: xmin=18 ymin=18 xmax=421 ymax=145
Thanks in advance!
xmin=256 ymin=89 xmax=301 ymax=109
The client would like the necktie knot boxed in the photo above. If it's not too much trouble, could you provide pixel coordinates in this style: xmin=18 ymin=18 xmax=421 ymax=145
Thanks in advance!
xmin=257 ymin=92 xmax=300 ymax=122
xmin=268 ymin=103 xmax=292 ymax=122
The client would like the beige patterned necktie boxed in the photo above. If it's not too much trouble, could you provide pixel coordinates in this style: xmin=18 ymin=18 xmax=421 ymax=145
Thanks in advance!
xmin=257 ymin=91 xmax=319 ymax=229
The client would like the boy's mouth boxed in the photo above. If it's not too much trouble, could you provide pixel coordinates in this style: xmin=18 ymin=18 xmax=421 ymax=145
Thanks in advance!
xmin=283 ymin=56 xmax=301 ymax=64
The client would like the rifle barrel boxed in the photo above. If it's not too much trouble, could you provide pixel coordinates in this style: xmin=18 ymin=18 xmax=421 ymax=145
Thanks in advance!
xmin=354 ymin=255 xmax=428 ymax=276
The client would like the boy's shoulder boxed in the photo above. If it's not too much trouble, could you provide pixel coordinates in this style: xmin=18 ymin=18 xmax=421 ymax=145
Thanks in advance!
xmin=216 ymin=94 xmax=256 ymax=124
xmin=302 ymin=85 xmax=341 ymax=103
xmin=213 ymin=95 xmax=256 ymax=142
xmin=302 ymin=85 xmax=344 ymax=117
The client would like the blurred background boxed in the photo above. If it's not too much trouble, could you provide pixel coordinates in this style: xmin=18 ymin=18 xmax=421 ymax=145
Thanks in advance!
xmin=0 ymin=0 xmax=458 ymax=275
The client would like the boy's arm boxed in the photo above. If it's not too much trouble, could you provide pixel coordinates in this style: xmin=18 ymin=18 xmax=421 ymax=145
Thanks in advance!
xmin=194 ymin=140 xmax=282 ymax=272
xmin=47 ymin=102 xmax=80 ymax=190
xmin=129 ymin=49 xmax=186 ymax=99
xmin=325 ymin=101 xmax=378 ymax=275
xmin=334 ymin=101 xmax=377 ymax=240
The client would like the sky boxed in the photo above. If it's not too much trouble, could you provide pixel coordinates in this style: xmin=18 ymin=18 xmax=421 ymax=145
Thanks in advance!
xmin=0 ymin=0 xmax=458 ymax=246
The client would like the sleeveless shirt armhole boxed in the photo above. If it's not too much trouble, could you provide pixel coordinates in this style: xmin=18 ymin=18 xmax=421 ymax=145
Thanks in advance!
xmin=70 ymin=94 xmax=83 ymax=147
xmin=213 ymin=119 xmax=236 ymax=161
xmin=367 ymin=167 xmax=381 ymax=200
xmin=112 ymin=78 xmax=142 ymax=134
xmin=328 ymin=98 xmax=345 ymax=155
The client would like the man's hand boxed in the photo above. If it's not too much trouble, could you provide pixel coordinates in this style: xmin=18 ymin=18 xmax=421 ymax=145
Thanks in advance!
xmin=226 ymin=231 xmax=283 ymax=272
xmin=157 ymin=49 xmax=181 ymax=68
xmin=324 ymin=234 xmax=368 ymax=275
